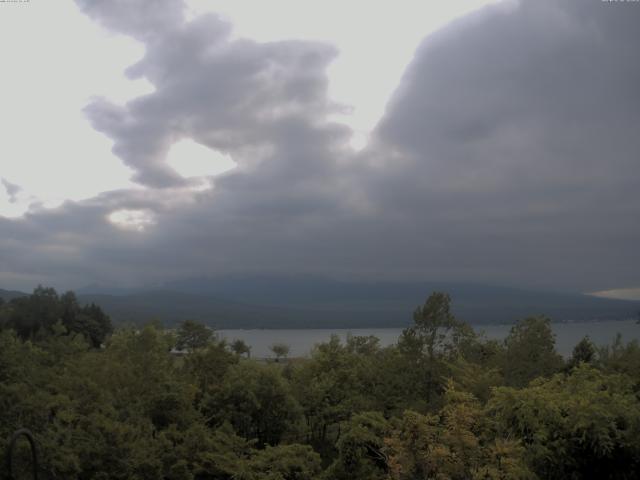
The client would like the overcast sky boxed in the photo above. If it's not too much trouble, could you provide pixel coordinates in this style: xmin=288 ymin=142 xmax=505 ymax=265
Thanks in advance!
xmin=1 ymin=0 xmax=639 ymax=298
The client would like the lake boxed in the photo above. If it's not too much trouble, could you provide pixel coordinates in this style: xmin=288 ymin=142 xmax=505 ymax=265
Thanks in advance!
xmin=219 ymin=320 xmax=640 ymax=358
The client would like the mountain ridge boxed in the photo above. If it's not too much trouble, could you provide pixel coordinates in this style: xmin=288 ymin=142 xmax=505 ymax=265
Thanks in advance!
xmin=5 ymin=279 xmax=639 ymax=329
xmin=76 ymin=276 xmax=640 ymax=328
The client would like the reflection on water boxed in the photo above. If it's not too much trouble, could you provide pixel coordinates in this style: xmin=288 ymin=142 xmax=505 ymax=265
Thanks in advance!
xmin=220 ymin=320 xmax=639 ymax=359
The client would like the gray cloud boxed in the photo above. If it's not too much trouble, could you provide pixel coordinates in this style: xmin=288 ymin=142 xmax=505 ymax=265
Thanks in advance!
xmin=80 ymin=0 xmax=343 ymax=188
xmin=363 ymin=0 xmax=640 ymax=290
xmin=1 ymin=178 xmax=21 ymax=203
xmin=1 ymin=0 xmax=639 ymax=293
xmin=75 ymin=0 xmax=185 ymax=42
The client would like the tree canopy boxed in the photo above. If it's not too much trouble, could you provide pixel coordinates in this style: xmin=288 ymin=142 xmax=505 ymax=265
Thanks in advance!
xmin=0 ymin=286 xmax=112 ymax=347
xmin=2 ymin=288 xmax=640 ymax=479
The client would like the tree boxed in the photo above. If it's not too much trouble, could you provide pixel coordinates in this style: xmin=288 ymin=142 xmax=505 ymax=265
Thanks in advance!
xmin=502 ymin=316 xmax=564 ymax=387
xmin=408 ymin=292 xmax=465 ymax=360
xmin=175 ymin=319 xmax=213 ymax=352
xmin=397 ymin=292 xmax=475 ymax=405
xmin=182 ymin=339 xmax=237 ymax=406
xmin=231 ymin=338 xmax=252 ymax=358
xmin=270 ymin=342 xmax=291 ymax=362
xmin=386 ymin=382 xmax=533 ymax=480
xmin=488 ymin=365 xmax=640 ymax=479
xmin=248 ymin=444 xmax=322 ymax=480
xmin=346 ymin=334 xmax=381 ymax=356
xmin=449 ymin=357 xmax=503 ymax=404
xmin=7 ymin=285 xmax=60 ymax=339
xmin=292 ymin=335 xmax=373 ymax=456
xmin=207 ymin=362 xmax=301 ymax=446
xmin=0 ymin=297 xmax=8 ymax=331
xmin=567 ymin=335 xmax=596 ymax=370
xmin=325 ymin=412 xmax=390 ymax=480
xmin=597 ymin=334 xmax=640 ymax=380
xmin=60 ymin=292 xmax=113 ymax=348
xmin=3 ymin=287 xmax=112 ymax=347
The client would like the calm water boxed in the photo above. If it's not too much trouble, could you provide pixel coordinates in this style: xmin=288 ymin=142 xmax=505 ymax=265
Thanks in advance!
xmin=219 ymin=320 xmax=640 ymax=358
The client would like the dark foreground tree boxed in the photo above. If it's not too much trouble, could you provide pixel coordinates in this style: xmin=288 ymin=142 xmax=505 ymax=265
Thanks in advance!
xmin=502 ymin=316 xmax=564 ymax=387
xmin=386 ymin=382 xmax=533 ymax=480
xmin=489 ymin=364 xmax=640 ymax=479
xmin=270 ymin=342 xmax=291 ymax=362
xmin=325 ymin=411 xmax=390 ymax=480
xmin=397 ymin=292 xmax=475 ymax=406
xmin=206 ymin=362 xmax=302 ymax=446
xmin=567 ymin=335 xmax=597 ymax=370
xmin=230 ymin=338 xmax=251 ymax=358
xmin=2 ymin=289 xmax=640 ymax=479
xmin=1 ymin=287 xmax=112 ymax=347
xmin=175 ymin=319 xmax=213 ymax=352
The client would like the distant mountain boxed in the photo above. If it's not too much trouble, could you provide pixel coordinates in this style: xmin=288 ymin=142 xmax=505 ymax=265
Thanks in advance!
xmin=76 ymin=283 xmax=149 ymax=296
xmin=79 ymin=276 xmax=640 ymax=328
xmin=76 ymin=290 xmax=311 ymax=329
xmin=0 ymin=288 xmax=28 ymax=301
xmin=5 ymin=278 xmax=640 ymax=329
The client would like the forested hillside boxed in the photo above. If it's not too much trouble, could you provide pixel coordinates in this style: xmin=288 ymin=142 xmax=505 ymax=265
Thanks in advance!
xmin=2 ymin=290 xmax=640 ymax=479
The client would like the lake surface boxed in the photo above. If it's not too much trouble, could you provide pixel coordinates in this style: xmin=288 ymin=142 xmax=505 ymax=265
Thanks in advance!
xmin=219 ymin=320 xmax=640 ymax=358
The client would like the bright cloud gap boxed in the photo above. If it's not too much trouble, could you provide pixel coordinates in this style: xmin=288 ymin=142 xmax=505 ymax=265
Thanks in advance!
xmin=166 ymin=139 xmax=237 ymax=179
xmin=108 ymin=209 xmax=156 ymax=232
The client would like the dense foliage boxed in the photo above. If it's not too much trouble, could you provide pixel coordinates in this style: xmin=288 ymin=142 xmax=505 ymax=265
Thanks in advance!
xmin=1 ymin=289 xmax=640 ymax=479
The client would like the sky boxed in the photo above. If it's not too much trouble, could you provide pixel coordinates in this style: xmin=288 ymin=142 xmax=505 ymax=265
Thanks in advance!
xmin=0 ymin=0 xmax=639 ymax=298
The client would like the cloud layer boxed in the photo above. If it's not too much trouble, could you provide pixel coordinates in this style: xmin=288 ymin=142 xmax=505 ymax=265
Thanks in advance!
xmin=1 ymin=0 xmax=639 ymax=293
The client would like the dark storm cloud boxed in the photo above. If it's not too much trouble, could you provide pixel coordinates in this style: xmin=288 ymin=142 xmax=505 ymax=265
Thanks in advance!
xmin=360 ymin=0 xmax=640 ymax=290
xmin=1 ymin=0 xmax=639 ymax=292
